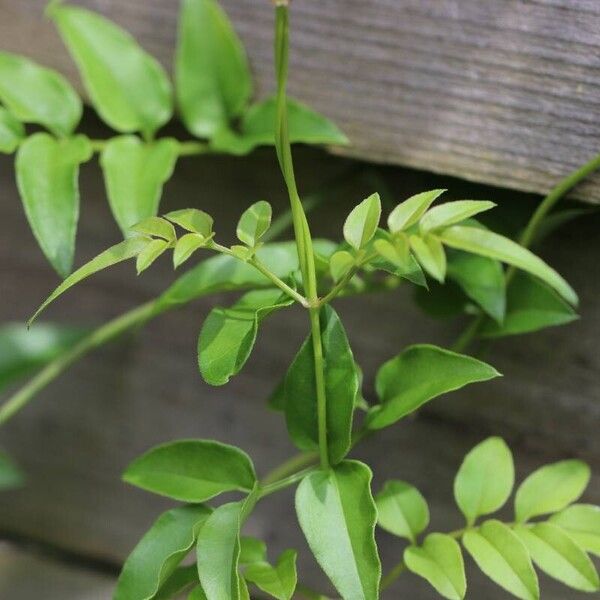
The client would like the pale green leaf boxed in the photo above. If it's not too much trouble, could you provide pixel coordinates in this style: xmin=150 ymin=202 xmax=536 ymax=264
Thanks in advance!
xmin=136 ymin=239 xmax=169 ymax=274
xmin=166 ymin=209 xmax=214 ymax=237
xmin=0 ymin=450 xmax=24 ymax=491
xmin=29 ymin=237 xmax=149 ymax=325
xmin=387 ymin=189 xmax=446 ymax=233
xmin=454 ymin=437 xmax=514 ymax=526
xmin=175 ymin=0 xmax=251 ymax=138
xmin=369 ymin=230 xmax=426 ymax=287
xmin=514 ymin=523 xmax=599 ymax=592
xmin=515 ymin=460 xmax=590 ymax=523
xmin=375 ymin=480 xmax=429 ymax=543
xmin=239 ymin=537 xmax=267 ymax=566
xmin=551 ymin=504 xmax=600 ymax=557
xmin=420 ymin=200 xmax=496 ymax=232
xmin=409 ymin=235 xmax=446 ymax=282
xmin=329 ymin=250 xmax=354 ymax=282
xmin=481 ymin=271 xmax=577 ymax=337
xmin=100 ymin=136 xmax=179 ymax=234
xmin=0 ymin=52 xmax=81 ymax=136
xmin=49 ymin=3 xmax=172 ymax=134
xmin=463 ymin=520 xmax=539 ymax=600
xmin=188 ymin=584 xmax=208 ymax=600
xmin=343 ymin=193 xmax=381 ymax=250
xmin=244 ymin=549 xmax=297 ymax=600
xmin=438 ymin=225 xmax=578 ymax=306
xmin=284 ymin=306 xmax=359 ymax=464
xmin=174 ymin=234 xmax=208 ymax=269
xmin=404 ymin=534 xmax=465 ymax=600
xmin=295 ymin=461 xmax=380 ymax=600
xmin=115 ymin=505 xmax=210 ymax=600
xmin=367 ymin=344 xmax=500 ymax=430
xmin=373 ymin=237 xmax=411 ymax=271
xmin=0 ymin=106 xmax=25 ymax=153
xmin=130 ymin=217 xmax=176 ymax=242
xmin=123 ymin=439 xmax=256 ymax=502
xmin=16 ymin=133 xmax=92 ymax=277
xmin=236 ymin=201 xmax=272 ymax=247
xmin=198 ymin=288 xmax=293 ymax=385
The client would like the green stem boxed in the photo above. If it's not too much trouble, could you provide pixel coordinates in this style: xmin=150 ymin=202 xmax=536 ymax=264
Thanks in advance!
xmin=258 ymin=466 xmax=316 ymax=499
xmin=87 ymin=138 xmax=209 ymax=156
xmin=380 ymin=560 xmax=407 ymax=591
xmin=0 ymin=300 xmax=161 ymax=425
xmin=249 ymin=257 xmax=309 ymax=307
xmin=309 ymin=307 xmax=329 ymax=469
xmin=452 ymin=150 xmax=600 ymax=353
xmin=261 ymin=451 xmax=319 ymax=486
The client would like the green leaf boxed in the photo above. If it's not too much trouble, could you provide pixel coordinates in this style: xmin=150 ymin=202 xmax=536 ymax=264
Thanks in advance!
xmin=210 ymin=97 xmax=348 ymax=155
xmin=188 ymin=585 xmax=209 ymax=600
xmin=100 ymin=136 xmax=179 ymax=234
xmin=295 ymin=461 xmax=380 ymax=600
xmin=454 ymin=437 xmax=514 ymax=526
xmin=153 ymin=565 xmax=198 ymax=600
xmin=166 ymin=209 xmax=214 ymax=237
xmin=174 ymin=234 xmax=209 ymax=269
xmin=514 ymin=523 xmax=599 ymax=592
xmin=175 ymin=0 xmax=251 ymax=138
xmin=196 ymin=500 xmax=248 ymax=600
xmin=0 ymin=322 xmax=88 ymax=393
xmin=369 ymin=230 xmax=426 ymax=287
xmin=198 ymin=288 xmax=293 ymax=386
xmin=136 ymin=239 xmax=169 ymax=275
xmin=367 ymin=344 xmax=500 ymax=430
xmin=123 ymin=439 xmax=256 ymax=502
xmin=409 ymin=234 xmax=446 ymax=282
xmin=236 ymin=201 xmax=272 ymax=247
xmin=375 ymin=480 xmax=429 ymax=543
xmin=0 ymin=106 xmax=25 ymax=153
xmin=446 ymin=252 xmax=506 ymax=323
xmin=239 ymin=537 xmax=267 ymax=566
xmin=463 ymin=520 xmax=539 ymax=600
xmin=373 ymin=237 xmax=411 ymax=271
xmin=329 ymin=250 xmax=355 ymax=282
xmin=16 ymin=133 xmax=92 ymax=277
xmin=49 ymin=3 xmax=172 ymax=134
xmin=130 ymin=217 xmax=176 ymax=242
xmin=284 ymin=306 xmax=359 ymax=464
xmin=420 ymin=200 xmax=496 ymax=232
xmin=244 ymin=549 xmax=297 ymax=600
xmin=404 ymin=534 xmax=465 ymax=600
xmin=0 ymin=450 xmax=25 ymax=491
xmin=551 ymin=505 xmax=600 ymax=557
xmin=515 ymin=460 xmax=590 ymax=523
xmin=343 ymin=193 xmax=381 ymax=250
xmin=438 ymin=225 xmax=578 ymax=306
xmin=29 ymin=237 xmax=149 ymax=325
xmin=0 ymin=52 xmax=81 ymax=136
xmin=387 ymin=189 xmax=446 ymax=233
xmin=481 ymin=271 xmax=577 ymax=337
xmin=115 ymin=505 xmax=210 ymax=600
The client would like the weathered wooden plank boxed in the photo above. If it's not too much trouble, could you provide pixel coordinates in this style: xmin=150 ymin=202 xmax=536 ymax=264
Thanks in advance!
xmin=2 ymin=0 xmax=600 ymax=203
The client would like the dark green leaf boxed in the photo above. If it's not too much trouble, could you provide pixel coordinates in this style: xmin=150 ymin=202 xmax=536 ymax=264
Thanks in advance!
xmin=244 ymin=549 xmax=297 ymax=600
xmin=16 ymin=133 xmax=92 ymax=277
xmin=404 ymin=534 xmax=465 ymax=600
xmin=175 ymin=0 xmax=251 ymax=138
xmin=136 ymin=238 xmax=169 ymax=275
xmin=0 ymin=106 xmax=25 ymax=153
xmin=188 ymin=585 xmax=209 ymax=600
xmin=367 ymin=344 xmax=500 ymax=430
xmin=236 ymin=201 xmax=272 ymax=247
xmin=387 ymin=189 xmax=446 ymax=233
xmin=343 ymin=193 xmax=381 ymax=250
xmin=123 ymin=439 xmax=256 ymax=502
xmin=369 ymin=230 xmax=426 ymax=287
xmin=454 ymin=437 xmax=514 ymax=526
xmin=284 ymin=306 xmax=359 ymax=464
xmin=100 ymin=136 xmax=179 ymax=234
xmin=115 ymin=505 xmax=210 ymax=600
xmin=29 ymin=237 xmax=149 ymax=325
xmin=515 ymin=460 xmax=590 ymax=523
xmin=295 ymin=461 xmax=380 ymax=600
xmin=420 ymin=200 xmax=496 ymax=232
xmin=481 ymin=272 xmax=577 ymax=338
xmin=166 ymin=209 xmax=214 ymax=237
xmin=551 ymin=504 xmax=600 ymax=557
xmin=514 ymin=523 xmax=599 ymax=592
xmin=375 ymin=480 xmax=429 ymax=543
xmin=409 ymin=234 xmax=446 ymax=282
xmin=210 ymin=97 xmax=348 ymax=155
xmin=198 ymin=288 xmax=293 ymax=385
xmin=463 ymin=520 xmax=539 ymax=600
xmin=0 ymin=450 xmax=24 ymax=490
xmin=0 ymin=322 xmax=88 ymax=393
xmin=0 ymin=51 xmax=81 ymax=136
xmin=49 ymin=3 xmax=172 ymax=134
xmin=438 ymin=225 xmax=578 ymax=306
xmin=153 ymin=565 xmax=198 ymax=600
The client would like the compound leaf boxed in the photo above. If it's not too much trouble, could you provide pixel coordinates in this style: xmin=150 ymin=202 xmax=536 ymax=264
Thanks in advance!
xmin=550 ymin=504 xmax=600 ymax=557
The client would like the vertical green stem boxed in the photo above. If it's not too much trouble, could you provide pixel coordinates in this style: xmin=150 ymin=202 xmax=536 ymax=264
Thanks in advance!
xmin=274 ymin=4 xmax=329 ymax=469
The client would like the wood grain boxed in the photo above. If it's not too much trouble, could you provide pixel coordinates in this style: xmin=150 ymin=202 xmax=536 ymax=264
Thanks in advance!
xmin=2 ymin=1 xmax=600 ymax=202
